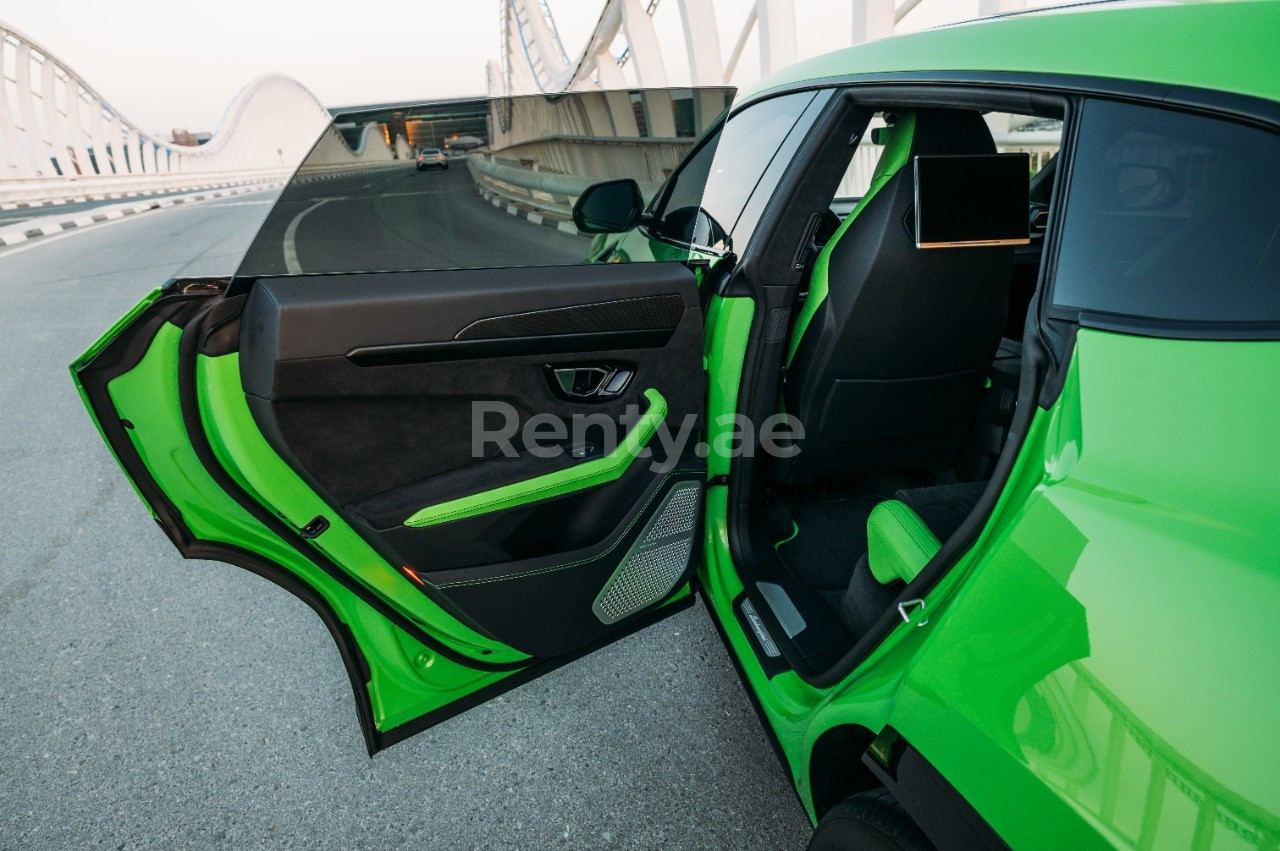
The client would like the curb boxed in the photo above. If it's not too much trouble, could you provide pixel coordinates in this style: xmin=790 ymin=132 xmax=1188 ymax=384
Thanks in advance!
xmin=477 ymin=186 xmax=582 ymax=236
xmin=0 ymin=179 xmax=279 ymax=211
xmin=0 ymin=182 xmax=282 ymax=248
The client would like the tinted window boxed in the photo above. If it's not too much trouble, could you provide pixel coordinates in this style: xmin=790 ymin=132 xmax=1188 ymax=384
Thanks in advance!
xmin=649 ymin=91 xmax=818 ymax=253
xmin=1052 ymin=100 xmax=1280 ymax=323
xmin=236 ymin=87 xmax=732 ymax=277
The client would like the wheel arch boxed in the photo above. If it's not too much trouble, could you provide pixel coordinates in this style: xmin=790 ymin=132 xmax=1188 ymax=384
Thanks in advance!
xmin=808 ymin=723 xmax=882 ymax=820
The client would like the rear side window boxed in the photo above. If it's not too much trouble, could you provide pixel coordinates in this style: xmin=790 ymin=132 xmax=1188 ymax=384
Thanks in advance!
xmin=1051 ymin=99 xmax=1280 ymax=324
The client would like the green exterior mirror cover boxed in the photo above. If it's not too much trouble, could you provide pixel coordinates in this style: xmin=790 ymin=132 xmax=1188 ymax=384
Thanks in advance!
xmin=866 ymin=499 xmax=941 ymax=585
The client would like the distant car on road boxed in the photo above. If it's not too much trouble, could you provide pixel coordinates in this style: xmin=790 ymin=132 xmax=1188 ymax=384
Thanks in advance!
xmin=416 ymin=148 xmax=447 ymax=171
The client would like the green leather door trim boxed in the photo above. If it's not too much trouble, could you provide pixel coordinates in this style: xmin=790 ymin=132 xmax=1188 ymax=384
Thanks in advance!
xmin=785 ymin=112 xmax=918 ymax=366
xmin=403 ymin=388 xmax=669 ymax=528
xmin=866 ymin=497 xmax=940 ymax=585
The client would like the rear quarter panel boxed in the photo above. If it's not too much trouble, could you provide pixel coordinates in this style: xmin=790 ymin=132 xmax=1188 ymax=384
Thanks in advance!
xmin=890 ymin=330 xmax=1280 ymax=848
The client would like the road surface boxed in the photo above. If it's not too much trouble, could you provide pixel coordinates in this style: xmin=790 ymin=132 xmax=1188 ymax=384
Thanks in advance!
xmin=238 ymin=163 xmax=591 ymax=276
xmin=0 ymin=179 xmax=811 ymax=849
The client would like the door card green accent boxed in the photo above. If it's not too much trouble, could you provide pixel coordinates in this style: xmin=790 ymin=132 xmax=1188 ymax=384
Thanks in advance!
xmin=404 ymin=388 xmax=669 ymax=528
xmin=197 ymin=353 xmax=524 ymax=664
xmin=97 ymin=325 xmax=527 ymax=738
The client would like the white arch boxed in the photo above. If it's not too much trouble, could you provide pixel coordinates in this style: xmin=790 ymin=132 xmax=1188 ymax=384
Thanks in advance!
xmin=0 ymin=21 xmax=356 ymax=205
xmin=492 ymin=0 xmax=1038 ymax=98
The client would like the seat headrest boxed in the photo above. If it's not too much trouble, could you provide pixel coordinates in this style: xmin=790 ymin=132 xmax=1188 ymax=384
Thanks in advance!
xmin=851 ymin=108 xmax=997 ymax=214
xmin=905 ymin=108 xmax=998 ymax=157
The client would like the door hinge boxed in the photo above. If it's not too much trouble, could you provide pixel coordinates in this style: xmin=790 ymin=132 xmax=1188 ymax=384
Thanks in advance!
xmin=299 ymin=515 xmax=330 ymax=539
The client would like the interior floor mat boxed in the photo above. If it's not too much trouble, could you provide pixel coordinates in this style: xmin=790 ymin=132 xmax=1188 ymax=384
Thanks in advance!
xmin=775 ymin=495 xmax=883 ymax=590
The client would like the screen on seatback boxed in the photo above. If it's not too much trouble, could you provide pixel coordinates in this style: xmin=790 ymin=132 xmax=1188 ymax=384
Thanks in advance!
xmin=914 ymin=153 xmax=1031 ymax=248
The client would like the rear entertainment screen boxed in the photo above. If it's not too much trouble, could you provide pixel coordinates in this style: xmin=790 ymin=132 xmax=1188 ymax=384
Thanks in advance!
xmin=914 ymin=153 xmax=1031 ymax=248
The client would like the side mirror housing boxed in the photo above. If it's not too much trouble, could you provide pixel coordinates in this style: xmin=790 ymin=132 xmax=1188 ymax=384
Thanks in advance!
xmin=572 ymin=179 xmax=645 ymax=233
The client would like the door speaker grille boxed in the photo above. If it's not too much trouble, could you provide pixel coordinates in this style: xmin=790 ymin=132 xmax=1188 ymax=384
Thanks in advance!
xmin=593 ymin=481 xmax=701 ymax=624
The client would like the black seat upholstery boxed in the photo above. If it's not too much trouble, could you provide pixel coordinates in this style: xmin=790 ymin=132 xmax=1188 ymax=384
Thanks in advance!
xmin=777 ymin=109 xmax=1015 ymax=482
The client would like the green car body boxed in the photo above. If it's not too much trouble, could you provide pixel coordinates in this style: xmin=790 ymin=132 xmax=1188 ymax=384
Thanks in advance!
xmin=72 ymin=2 xmax=1280 ymax=847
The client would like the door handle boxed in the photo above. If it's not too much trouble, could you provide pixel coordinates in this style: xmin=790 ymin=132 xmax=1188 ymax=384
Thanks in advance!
xmin=547 ymin=365 xmax=634 ymax=400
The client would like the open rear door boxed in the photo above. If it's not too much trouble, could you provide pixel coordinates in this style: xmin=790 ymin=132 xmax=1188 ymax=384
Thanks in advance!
xmin=71 ymin=87 xmax=733 ymax=751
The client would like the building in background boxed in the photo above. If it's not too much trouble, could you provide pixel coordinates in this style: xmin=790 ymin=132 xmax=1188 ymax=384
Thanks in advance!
xmin=170 ymin=129 xmax=212 ymax=146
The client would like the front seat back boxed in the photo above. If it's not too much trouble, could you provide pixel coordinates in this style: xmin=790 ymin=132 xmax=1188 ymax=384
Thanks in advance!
xmin=777 ymin=109 xmax=1014 ymax=482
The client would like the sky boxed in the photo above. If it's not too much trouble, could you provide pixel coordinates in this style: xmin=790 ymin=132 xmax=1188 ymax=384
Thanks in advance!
xmin=2 ymin=0 xmax=1004 ymax=136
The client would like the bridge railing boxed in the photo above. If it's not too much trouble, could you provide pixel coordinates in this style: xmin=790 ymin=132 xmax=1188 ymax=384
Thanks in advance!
xmin=0 ymin=168 xmax=293 ymax=208
xmin=1 ymin=22 xmax=336 ymax=208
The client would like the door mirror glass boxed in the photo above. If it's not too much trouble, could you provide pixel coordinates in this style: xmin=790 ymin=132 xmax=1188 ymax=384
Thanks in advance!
xmin=573 ymin=179 xmax=645 ymax=233
xmin=1113 ymin=164 xmax=1184 ymax=210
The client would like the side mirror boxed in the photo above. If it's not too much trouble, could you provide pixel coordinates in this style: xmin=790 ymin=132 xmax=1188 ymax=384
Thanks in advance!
xmin=1113 ymin=164 xmax=1185 ymax=211
xmin=572 ymin=179 xmax=645 ymax=233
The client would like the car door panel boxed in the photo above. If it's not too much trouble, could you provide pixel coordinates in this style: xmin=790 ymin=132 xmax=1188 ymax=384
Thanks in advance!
xmin=71 ymin=87 xmax=731 ymax=749
xmin=210 ymin=263 xmax=707 ymax=660
xmin=75 ymin=270 xmax=706 ymax=745
xmin=238 ymin=265 xmax=700 ymax=501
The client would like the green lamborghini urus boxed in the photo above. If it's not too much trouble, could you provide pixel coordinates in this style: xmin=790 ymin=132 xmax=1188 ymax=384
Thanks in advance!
xmin=72 ymin=2 xmax=1280 ymax=848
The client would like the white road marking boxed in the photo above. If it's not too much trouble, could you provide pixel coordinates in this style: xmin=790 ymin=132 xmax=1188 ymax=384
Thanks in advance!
xmin=282 ymin=198 xmax=330 ymax=274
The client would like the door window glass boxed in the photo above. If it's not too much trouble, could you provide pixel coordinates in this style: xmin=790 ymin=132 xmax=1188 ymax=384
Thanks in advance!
xmin=235 ymin=88 xmax=733 ymax=277
xmin=1052 ymin=99 xmax=1280 ymax=323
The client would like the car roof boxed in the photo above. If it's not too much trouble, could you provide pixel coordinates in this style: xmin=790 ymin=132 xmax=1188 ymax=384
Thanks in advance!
xmin=740 ymin=0 xmax=1280 ymax=105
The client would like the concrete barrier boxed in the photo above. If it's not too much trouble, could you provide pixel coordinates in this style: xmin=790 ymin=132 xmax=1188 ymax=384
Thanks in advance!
xmin=467 ymin=154 xmax=663 ymax=219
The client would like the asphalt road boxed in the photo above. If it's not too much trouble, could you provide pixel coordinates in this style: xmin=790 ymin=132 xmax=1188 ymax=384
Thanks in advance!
xmin=238 ymin=163 xmax=591 ymax=276
xmin=0 ymin=183 xmax=812 ymax=849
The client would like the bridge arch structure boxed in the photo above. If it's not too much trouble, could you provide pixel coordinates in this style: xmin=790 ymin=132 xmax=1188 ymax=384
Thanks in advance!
xmin=476 ymin=1 xmax=1058 ymax=213
xmin=489 ymin=0 xmax=1039 ymax=98
xmin=0 ymin=22 xmax=388 ymax=206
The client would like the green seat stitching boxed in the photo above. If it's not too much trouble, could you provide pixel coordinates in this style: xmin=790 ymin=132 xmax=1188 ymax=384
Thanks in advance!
xmin=785 ymin=112 xmax=918 ymax=367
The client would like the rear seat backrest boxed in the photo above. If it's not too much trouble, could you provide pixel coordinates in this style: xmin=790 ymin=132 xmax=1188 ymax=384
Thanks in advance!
xmin=775 ymin=109 xmax=1014 ymax=483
